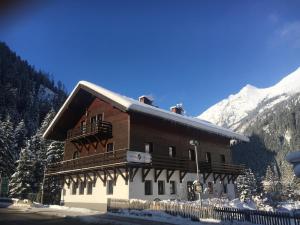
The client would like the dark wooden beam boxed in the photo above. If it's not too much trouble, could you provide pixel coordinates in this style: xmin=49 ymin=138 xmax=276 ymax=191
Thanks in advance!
xmin=116 ymin=167 xmax=129 ymax=185
xmin=129 ymin=167 xmax=139 ymax=182
xmin=142 ymin=168 xmax=151 ymax=182
xmin=166 ymin=170 xmax=175 ymax=183
xmin=76 ymin=174 xmax=83 ymax=183
xmin=93 ymin=172 xmax=97 ymax=187
xmin=68 ymin=175 xmax=77 ymax=185
xmin=96 ymin=170 xmax=107 ymax=186
xmin=203 ymin=173 xmax=211 ymax=183
xmin=213 ymin=173 xmax=221 ymax=183
xmin=220 ymin=174 xmax=227 ymax=182
xmin=179 ymin=171 xmax=187 ymax=183
xmin=154 ymin=169 xmax=163 ymax=182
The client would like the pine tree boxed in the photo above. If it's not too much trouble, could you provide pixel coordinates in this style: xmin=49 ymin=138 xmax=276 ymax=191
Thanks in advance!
xmin=30 ymin=109 xmax=56 ymax=194
xmin=236 ymin=168 xmax=257 ymax=202
xmin=14 ymin=119 xmax=27 ymax=158
xmin=8 ymin=143 xmax=35 ymax=198
xmin=263 ymin=165 xmax=280 ymax=193
xmin=43 ymin=141 xmax=64 ymax=204
xmin=0 ymin=116 xmax=15 ymax=176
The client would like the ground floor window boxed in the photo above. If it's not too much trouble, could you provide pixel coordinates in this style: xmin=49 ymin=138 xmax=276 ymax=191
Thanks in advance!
xmin=87 ymin=181 xmax=93 ymax=195
xmin=79 ymin=181 xmax=85 ymax=195
xmin=223 ymin=183 xmax=227 ymax=194
xmin=145 ymin=180 xmax=152 ymax=195
xmin=158 ymin=180 xmax=165 ymax=195
xmin=71 ymin=182 xmax=77 ymax=195
xmin=170 ymin=181 xmax=176 ymax=195
xmin=107 ymin=180 xmax=113 ymax=195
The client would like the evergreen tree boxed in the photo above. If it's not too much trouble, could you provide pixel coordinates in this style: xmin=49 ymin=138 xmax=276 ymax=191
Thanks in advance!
xmin=14 ymin=119 xmax=27 ymax=158
xmin=236 ymin=168 xmax=257 ymax=202
xmin=8 ymin=143 xmax=35 ymax=198
xmin=0 ymin=116 xmax=15 ymax=176
xmin=43 ymin=141 xmax=64 ymax=204
xmin=263 ymin=165 xmax=281 ymax=194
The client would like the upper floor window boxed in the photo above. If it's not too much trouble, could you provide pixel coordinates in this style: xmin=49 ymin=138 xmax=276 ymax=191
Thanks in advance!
xmin=79 ymin=181 xmax=85 ymax=195
xmin=169 ymin=146 xmax=176 ymax=157
xmin=71 ymin=182 xmax=77 ymax=195
xmin=80 ymin=120 xmax=86 ymax=134
xmin=106 ymin=143 xmax=114 ymax=153
xmin=87 ymin=181 xmax=93 ymax=195
xmin=205 ymin=152 xmax=211 ymax=163
xmin=220 ymin=154 xmax=226 ymax=163
xmin=73 ymin=151 xmax=80 ymax=159
xmin=207 ymin=182 xmax=213 ymax=194
xmin=91 ymin=114 xmax=103 ymax=125
xmin=145 ymin=142 xmax=153 ymax=153
xmin=189 ymin=149 xmax=195 ymax=161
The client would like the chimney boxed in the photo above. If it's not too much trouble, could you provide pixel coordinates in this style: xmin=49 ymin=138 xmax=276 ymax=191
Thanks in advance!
xmin=139 ymin=95 xmax=153 ymax=105
xmin=170 ymin=104 xmax=184 ymax=115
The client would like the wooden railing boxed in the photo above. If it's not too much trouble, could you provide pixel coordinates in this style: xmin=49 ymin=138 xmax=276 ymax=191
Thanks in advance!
xmin=46 ymin=149 xmax=244 ymax=175
xmin=46 ymin=149 xmax=128 ymax=174
xmin=67 ymin=121 xmax=112 ymax=141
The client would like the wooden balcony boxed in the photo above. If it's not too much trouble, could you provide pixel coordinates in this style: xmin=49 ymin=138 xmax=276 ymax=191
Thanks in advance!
xmin=67 ymin=121 xmax=112 ymax=142
xmin=46 ymin=149 xmax=244 ymax=176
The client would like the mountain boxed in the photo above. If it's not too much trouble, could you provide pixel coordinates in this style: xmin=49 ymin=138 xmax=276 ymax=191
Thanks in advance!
xmin=0 ymin=42 xmax=67 ymax=136
xmin=199 ymin=67 xmax=300 ymax=132
xmin=198 ymin=67 xmax=300 ymax=189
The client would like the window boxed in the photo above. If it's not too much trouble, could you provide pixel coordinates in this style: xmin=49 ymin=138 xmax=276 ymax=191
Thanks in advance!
xmin=107 ymin=180 xmax=114 ymax=195
xmin=90 ymin=114 xmax=103 ymax=131
xmin=169 ymin=146 xmax=176 ymax=157
xmin=189 ymin=149 xmax=195 ymax=161
xmin=106 ymin=143 xmax=114 ymax=153
xmin=144 ymin=180 xmax=152 ymax=195
xmin=205 ymin=152 xmax=212 ymax=163
xmin=158 ymin=180 xmax=165 ymax=195
xmin=73 ymin=151 xmax=80 ymax=159
xmin=79 ymin=181 xmax=85 ymax=195
xmin=170 ymin=181 xmax=176 ymax=195
xmin=145 ymin=142 xmax=153 ymax=153
xmin=87 ymin=181 xmax=93 ymax=195
xmin=71 ymin=182 xmax=77 ymax=195
xmin=80 ymin=120 xmax=86 ymax=134
xmin=220 ymin=154 xmax=226 ymax=163
xmin=223 ymin=183 xmax=227 ymax=194
xmin=207 ymin=182 xmax=213 ymax=194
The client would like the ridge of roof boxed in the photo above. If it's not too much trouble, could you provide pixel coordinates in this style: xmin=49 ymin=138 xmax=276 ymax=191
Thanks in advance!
xmin=43 ymin=80 xmax=249 ymax=142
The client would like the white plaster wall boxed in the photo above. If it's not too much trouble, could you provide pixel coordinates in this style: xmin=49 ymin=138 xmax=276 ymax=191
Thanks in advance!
xmin=62 ymin=172 xmax=129 ymax=204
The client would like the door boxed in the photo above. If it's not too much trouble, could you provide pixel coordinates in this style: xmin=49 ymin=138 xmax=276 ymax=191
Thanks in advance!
xmin=187 ymin=181 xmax=196 ymax=201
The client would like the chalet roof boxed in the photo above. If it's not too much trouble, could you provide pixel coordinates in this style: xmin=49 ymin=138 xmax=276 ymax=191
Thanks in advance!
xmin=43 ymin=81 xmax=249 ymax=142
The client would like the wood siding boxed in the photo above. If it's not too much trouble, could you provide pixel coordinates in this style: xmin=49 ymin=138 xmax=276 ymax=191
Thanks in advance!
xmin=129 ymin=112 xmax=232 ymax=164
xmin=63 ymin=98 xmax=129 ymax=160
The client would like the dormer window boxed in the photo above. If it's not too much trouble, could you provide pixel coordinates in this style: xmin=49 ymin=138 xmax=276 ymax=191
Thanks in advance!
xmin=80 ymin=120 xmax=86 ymax=134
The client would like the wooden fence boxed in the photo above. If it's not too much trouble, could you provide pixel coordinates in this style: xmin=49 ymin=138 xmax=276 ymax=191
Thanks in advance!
xmin=107 ymin=198 xmax=300 ymax=225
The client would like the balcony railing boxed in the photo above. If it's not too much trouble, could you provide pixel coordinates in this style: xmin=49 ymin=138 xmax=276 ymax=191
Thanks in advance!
xmin=46 ymin=149 xmax=244 ymax=176
xmin=67 ymin=121 xmax=112 ymax=142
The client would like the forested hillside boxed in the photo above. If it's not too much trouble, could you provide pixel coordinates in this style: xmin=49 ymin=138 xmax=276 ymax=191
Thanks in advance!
xmin=0 ymin=42 xmax=66 ymax=202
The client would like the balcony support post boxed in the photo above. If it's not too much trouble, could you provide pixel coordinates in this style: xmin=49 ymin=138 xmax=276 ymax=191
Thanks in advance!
xmin=117 ymin=167 xmax=129 ymax=185
xmin=213 ymin=173 xmax=221 ymax=183
xmin=166 ymin=170 xmax=175 ymax=183
xmin=96 ymin=170 xmax=107 ymax=186
xmin=179 ymin=171 xmax=187 ymax=183
xmin=202 ymin=172 xmax=211 ymax=183
xmin=154 ymin=169 xmax=163 ymax=182
xmin=142 ymin=168 xmax=151 ymax=182
xmin=129 ymin=167 xmax=139 ymax=182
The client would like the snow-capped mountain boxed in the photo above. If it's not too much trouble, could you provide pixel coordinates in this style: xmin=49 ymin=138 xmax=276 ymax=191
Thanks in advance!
xmin=199 ymin=67 xmax=300 ymax=132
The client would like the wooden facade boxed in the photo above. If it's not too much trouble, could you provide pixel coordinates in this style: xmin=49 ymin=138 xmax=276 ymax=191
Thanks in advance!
xmin=45 ymin=90 xmax=244 ymax=187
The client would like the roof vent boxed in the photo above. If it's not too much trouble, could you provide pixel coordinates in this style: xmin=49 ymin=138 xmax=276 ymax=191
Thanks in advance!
xmin=170 ymin=103 xmax=184 ymax=115
xmin=139 ymin=95 xmax=153 ymax=105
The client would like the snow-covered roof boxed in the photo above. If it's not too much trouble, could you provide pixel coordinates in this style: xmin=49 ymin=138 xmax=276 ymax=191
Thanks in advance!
xmin=43 ymin=81 xmax=249 ymax=142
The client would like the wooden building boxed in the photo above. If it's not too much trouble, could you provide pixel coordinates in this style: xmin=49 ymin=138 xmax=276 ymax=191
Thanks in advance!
xmin=43 ymin=81 xmax=248 ymax=211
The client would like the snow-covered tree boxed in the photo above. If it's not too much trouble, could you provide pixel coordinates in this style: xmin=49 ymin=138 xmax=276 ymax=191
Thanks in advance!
xmin=0 ymin=116 xmax=16 ymax=176
xmin=43 ymin=141 xmax=64 ymax=204
xmin=8 ymin=143 xmax=35 ymax=198
xmin=236 ymin=168 xmax=257 ymax=202
xmin=14 ymin=120 xmax=27 ymax=158
xmin=263 ymin=165 xmax=281 ymax=194
xmin=30 ymin=109 xmax=56 ymax=194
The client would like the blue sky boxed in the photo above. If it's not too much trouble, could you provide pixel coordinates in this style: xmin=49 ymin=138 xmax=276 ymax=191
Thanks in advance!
xmin=1 ymin=0 xmax=300 ymax=116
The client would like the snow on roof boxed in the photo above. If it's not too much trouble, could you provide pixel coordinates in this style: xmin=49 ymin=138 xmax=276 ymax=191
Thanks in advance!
xmin=43 ymin=81 xmax=249 ymax=142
